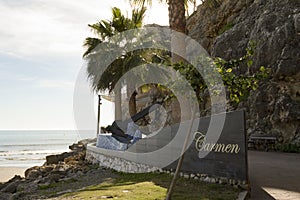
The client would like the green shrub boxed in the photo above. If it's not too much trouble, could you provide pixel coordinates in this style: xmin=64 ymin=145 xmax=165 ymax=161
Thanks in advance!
xmin=170 ymin=41 xmax=270 ymax=107
xmin=277 ymin=143 xmax=300 ymax=153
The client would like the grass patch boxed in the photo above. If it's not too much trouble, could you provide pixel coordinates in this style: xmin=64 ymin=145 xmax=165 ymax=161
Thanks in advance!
xmin=38 ymin=183 xmax=59 ymax=190
xmin=66 ymin=181 xmax=166 ymax=200
xmin=62 ymin=172 xmax=240 ymax=200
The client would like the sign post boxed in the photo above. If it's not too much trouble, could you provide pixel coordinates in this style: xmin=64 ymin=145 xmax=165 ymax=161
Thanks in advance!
xmin=97 ymin=94 xmax=102 ymax=137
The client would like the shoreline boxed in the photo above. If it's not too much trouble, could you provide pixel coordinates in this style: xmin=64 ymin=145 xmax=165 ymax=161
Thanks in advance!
xmin=0 ymin=167 xmax=27 ymax=183
xmin=0 ymin=139 xmax=244 ymax=199
xmin=0 ymin=139 xmax=94 ymax=184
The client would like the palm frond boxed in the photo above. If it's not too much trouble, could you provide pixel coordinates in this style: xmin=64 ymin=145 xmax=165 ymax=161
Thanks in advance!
xmin=112 ymin=7 xmax=122 ymax=19
xmin=129 ymin=0 xmax=152 ymax=7
xmin=132 ymin=7 xmax=146 ymax=28
xmin=88 ymin=21 xmax=113 ymax=39
xmin=83 ymin=37 xmax=102 ymax=58
xmin=83 ymin=6 xmax=151 ymax=93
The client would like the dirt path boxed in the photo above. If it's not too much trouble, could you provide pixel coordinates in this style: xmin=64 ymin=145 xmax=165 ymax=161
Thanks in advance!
xmin=248 ymin=150 xmax=300 ymax=200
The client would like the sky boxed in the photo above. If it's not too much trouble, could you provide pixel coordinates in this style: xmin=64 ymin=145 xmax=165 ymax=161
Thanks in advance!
xmin=0 ymin=0 xmax=170 ymax=130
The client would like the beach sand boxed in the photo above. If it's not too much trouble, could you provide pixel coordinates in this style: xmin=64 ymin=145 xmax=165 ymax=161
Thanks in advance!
xmin=0 ymin=167 xmax=27 ymax=183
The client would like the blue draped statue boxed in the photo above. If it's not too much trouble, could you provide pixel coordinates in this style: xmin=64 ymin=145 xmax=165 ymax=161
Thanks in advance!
xmin=96 ymin=122 xmax=142 ymax=151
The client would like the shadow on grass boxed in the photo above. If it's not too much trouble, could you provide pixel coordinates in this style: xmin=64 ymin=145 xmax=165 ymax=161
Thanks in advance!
xmin=66 ymin=171 xmax=240 ymax=200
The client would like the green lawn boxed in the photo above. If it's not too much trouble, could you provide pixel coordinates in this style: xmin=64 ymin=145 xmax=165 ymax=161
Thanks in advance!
xmin=62 ymin=172 xmax=240 ymax=200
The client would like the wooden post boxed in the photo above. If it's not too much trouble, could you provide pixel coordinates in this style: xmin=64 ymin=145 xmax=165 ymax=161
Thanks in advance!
xmin=97 ymin=94 xmax=102 ymax=137
xmin=166 ymin=111 xmax=196 ymax=200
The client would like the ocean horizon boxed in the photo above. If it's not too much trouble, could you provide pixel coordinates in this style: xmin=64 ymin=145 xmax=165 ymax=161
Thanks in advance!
xmin=0 ymin=130 xmax=95 ymax=168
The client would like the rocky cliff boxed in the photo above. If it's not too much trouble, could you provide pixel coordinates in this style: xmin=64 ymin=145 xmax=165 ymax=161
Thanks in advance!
xmin=187 ymin=0 xmax=300 ymax=144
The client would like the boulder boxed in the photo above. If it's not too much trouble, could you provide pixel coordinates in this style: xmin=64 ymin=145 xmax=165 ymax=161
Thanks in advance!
xmin=46 ymin=152 xmax=75 ymax=165
xmin=47 ymin=174 xmax=61 ymax=183
xmin=0 ymin=192 xmax=12 ymax=200
xmin=0 ymin=181 xmax=20 ymax=193
xmin=25 ymin=169 xmax=42 ymax=180
xmin=78 ymin=138 xmax=97 ymax=149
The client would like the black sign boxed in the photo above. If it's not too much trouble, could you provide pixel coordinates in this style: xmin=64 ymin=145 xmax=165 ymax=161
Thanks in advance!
xmin=128 ymin=110 xmax=248 ymax=181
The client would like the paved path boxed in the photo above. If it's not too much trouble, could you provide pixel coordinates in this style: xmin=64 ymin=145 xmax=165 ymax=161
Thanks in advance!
xmin=248 ymin=150 xmax=300 ymax=200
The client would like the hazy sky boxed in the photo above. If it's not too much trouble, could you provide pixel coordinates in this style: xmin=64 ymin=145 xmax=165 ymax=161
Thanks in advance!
xmin=0 ymin=0 xmax=169 ymax=130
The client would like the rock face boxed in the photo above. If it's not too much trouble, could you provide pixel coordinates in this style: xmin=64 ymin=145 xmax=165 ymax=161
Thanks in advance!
xmin=187 ymin=0 xmax=300 ymax=143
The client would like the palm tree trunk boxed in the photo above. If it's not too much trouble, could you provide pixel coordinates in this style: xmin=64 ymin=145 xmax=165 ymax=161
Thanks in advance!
xmin=127 ymin=78 xmax=138 ymax=118
xmin=129 ymin=91 xmax=137 ymax=117
xmin=168 ymin=0 xmax=187 ymax=63
xmin=168 ymin=0 xmax=186 ymax=33
xmin=114 ymin=85 xmax=122 ymax=120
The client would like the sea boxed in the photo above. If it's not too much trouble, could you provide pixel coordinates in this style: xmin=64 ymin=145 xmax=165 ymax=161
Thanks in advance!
xmin=0 ymin=130 xmax=95 ymax=168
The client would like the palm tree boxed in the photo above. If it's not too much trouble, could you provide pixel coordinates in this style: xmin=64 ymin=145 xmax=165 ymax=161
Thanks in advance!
xmin=129 ymin=2 xmax=196 ymax=198
xmin=83 ymin=7 xmax=146 ymax=120
xmin=130 ymin=0 xmax=192 ymax=33
xmin=130 ymin=0 xmax=193 ymax=63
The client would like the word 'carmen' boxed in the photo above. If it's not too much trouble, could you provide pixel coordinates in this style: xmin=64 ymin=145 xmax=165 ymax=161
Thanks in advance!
xmin=194 ymin=132 xmax=240 ymax=154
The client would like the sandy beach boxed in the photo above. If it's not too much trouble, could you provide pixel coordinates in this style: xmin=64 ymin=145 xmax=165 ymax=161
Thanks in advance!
xmin=0 ymin=167 xmax=27 ymax=183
